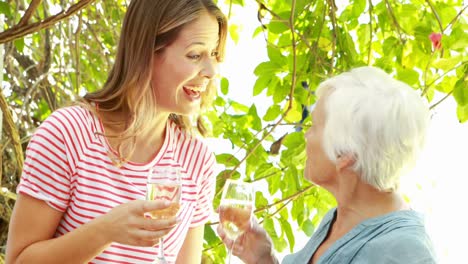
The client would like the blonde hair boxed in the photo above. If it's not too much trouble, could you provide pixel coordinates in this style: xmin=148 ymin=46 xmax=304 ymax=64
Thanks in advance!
xmin=78 ymin=0 xmax=227 ymax=163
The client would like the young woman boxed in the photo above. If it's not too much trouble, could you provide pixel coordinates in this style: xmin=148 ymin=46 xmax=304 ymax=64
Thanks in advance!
xmin=6 ymin=0 xmax=227 ymax=263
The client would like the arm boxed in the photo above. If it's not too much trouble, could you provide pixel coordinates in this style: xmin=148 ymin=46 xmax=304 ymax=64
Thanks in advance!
xmin=6 ymin=194 xmax=178 ymax=264
xmin=176 ymin=225 xmax=205 ymax=264
xmin=6 ymin=194 xmax=110 ymax=264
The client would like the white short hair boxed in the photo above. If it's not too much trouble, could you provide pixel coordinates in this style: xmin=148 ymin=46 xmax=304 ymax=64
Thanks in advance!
xmin=316 ymin=66 xmax=429 ymax=191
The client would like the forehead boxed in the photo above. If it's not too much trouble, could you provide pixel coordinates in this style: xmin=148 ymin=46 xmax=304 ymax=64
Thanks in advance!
xmin=176 ymin=13 xmax=219 ymax=47
xmin=312 ymin=94 xmax=329 ymax=121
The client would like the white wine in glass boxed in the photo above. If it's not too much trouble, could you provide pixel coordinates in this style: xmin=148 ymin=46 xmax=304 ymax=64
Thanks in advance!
xmin=146 ymin=167 xmax=181 ymax=264
xmin=219 ymin=179 xmax=254 ymax=264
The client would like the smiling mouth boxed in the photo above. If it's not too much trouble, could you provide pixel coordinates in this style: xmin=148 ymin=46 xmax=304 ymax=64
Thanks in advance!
xmin=183 ymin=85 xmax=206 ymax=100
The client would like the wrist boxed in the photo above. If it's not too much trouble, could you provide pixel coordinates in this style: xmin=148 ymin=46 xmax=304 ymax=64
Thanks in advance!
xmin=88 ymin=215 xmax=113 ymax=246
xmin=256 ymin=250 xmax=278 ymax=264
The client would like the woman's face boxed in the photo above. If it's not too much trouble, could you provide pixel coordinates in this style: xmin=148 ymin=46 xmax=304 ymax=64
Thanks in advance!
xmin=151 ymin=12 xmax=219 ymax=116
xmin=304 ymin=95 xmax=336 ymax=186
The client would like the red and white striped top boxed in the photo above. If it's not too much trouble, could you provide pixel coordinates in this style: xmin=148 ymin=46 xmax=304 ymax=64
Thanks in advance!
xmin=17 ymin=106 xmax=216 ymax=264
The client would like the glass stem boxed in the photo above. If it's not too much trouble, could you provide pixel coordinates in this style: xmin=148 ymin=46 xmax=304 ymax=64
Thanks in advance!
xmin=228 ymin=238 xmax=237 ymax=264
xmin=159 ymin=238 xmax=165 ymax=260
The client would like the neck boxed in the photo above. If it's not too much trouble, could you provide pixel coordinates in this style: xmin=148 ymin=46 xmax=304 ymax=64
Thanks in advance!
xmin=135 ymin=113 xmax=169 ymax=147
xmin=329 ymin=173 xmax=409 ymax=234
xmin=99 ymin=109 xmax=170 ymax=163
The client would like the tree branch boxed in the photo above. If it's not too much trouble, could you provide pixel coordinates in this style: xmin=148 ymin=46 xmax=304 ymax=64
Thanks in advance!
xmin=384 ymin=0 xmax=406 ymax=43
xmin=327 ymin=0 xmax=338 ymax=73
xmin=0 ymin=91 xmax=24 ymax=174
xmin=429 ymin=90 xmax=453 ymax=110
xmin=17 ymin=0 xmax=43 ymax=27
xmin=0 ymin=0 xmax=96 ymax=44
xmin=367 ymin=0 xmax=374 ymax=65
xmin=255 ymin=0 xmax=313 ymax=51
xmin=215 ymin=0 xmax=299 ymax=196
xmin=444 ymin=5 xmax=468 ymax=32
xmin=426 ymin=0 xmax=444 ymax=33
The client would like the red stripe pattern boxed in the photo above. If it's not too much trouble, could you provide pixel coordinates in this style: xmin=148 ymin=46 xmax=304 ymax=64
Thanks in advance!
xmin=17 ymin=106 xmax=216 ymax=263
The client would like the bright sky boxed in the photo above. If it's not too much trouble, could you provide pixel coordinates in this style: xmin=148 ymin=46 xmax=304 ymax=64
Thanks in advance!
xmin=209 ymin=1 xmax=468 ymax=263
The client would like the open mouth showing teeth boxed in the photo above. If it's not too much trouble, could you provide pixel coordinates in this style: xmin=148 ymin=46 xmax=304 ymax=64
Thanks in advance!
xmin=183 ymin=86 xmax=206 ymax=99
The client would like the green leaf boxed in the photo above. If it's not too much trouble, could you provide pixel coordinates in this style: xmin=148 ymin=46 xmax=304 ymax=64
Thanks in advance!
xmin=284 ymin=100 xmax=303 ymax=123
xmin=382 ymin=36 xmax=398 ymax=55
xmin=453 ymin=79 xmax=468 ymax=106
xmin=248 ymin=105 xmax=262 ymax=131
xmin=352 ymin=0 xmax=366 ymax=17
xmin=216 ymin=153 xmax=240 ymax=167
xmin=220 ymin=77 xmax=229 ymax=95
xmin=233 ymin=0 xmax=245 ymax=6
xmin=263 ymin=218 xmax=277 ymax=238
xmin=457 ymin=104 xmax=468 ymax=123
xmin=253 ymin=26 xmax=264 ymax=38
xmin=301 ymin=219 xmax=315 ymax=236
xmin=280 ymin=218 xmax=295 ymax=252
xmin=230 ymin=101 xmax=249 ymax=113
xmin=282 ymin=132 xmax=305 ymax=149
xmin=14 ymin=38 xmax=25 ymax=53
xmin=433 ymin=57 xmax=460 ymax=71
xmin=397 ymin=68 xmax=419 ymax=85
xmin=254 ymin=61 xmax=280 ymax=76
xmin=255 ymin=191 xmax=269 ymax=209
xmin=229 ymin=24 xmax=240 ymax=44
xmin=268 ymin=21 xmax=289 ymax=34
xmin=253 ymin=75 xmax=271 ymax=96
xmin=203 ymin=225 xmax=220 ymax=246
xmin=264 ymin=105 xmax=281 ymax=121
xmin=267 ymin=46 xmax=287 ymax=65
xmin=0 ymin=1 xmax=11 ymax=16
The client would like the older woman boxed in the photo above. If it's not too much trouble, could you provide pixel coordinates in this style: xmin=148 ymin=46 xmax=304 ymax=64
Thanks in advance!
xmin=218 ymin=66 xmax=437 ymax=263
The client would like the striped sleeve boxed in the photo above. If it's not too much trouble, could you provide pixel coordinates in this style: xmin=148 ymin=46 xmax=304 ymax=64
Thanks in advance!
xmin=17 ymin=110 xmax=72 ymax=212
xmin=190 ymin=150 xmax=216 ymax=227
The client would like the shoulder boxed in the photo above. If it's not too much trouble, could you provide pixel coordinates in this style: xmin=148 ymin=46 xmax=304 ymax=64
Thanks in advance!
xmin=170 ymin=122 xmax=214 ymax=162
xmin=357 ymin=211 xmax=437 ymax=263
xmin=42 ymin=105 xmax=93 ymax=131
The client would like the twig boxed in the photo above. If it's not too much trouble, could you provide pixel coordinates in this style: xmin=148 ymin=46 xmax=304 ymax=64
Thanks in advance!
xmin=255 ymin=0 xmax=313 ymax=51
xmin=255 ymin=185 xmax=314 ymax=214
xmin=421 ymin=51 xmax=438 ymax=96
xmin=327 ymin=0 xmax=338 ymax=72
xmin=0 ymin=90 xmax=24 ymax=174
xmin=215 ymin=0 xmax=299 ymax=195
xmin=367 ymin=0 xmax=374 ymax=65
xmin=429 ymin=90 xmax=453 ymax=110
xmin=426 ymin=60 xmax=468 ymax=87
xmin=246 ymin=168 xmax=284 ymax=183
xmin=258 ymin=199 xmax=293 ymax=224
xmin=444 ymin=5 xmax=468 ymax=32
xmin=384 ymin=0 xmax=406 ymax=43
xmin=0 ymin=0 xmax=96 ymax=44
xmin=426 ymin=0 xmax=444 ymax=33
xmin=17 ymin=0 xmax=43 ymax=27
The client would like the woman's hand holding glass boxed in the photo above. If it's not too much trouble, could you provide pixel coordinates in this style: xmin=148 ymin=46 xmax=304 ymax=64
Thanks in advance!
xmin=146 ymin=167 xmax=182 ymax=264
xmin=218 ymin=179 xmax=254 ymax=263
xmin=95 ymin=199 xmax=179 ymax=247
xmin=92 ymin=167 xmax=181 ymax=252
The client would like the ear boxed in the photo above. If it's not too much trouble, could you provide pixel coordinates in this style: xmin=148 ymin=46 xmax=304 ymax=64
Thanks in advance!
xmin=336 ymin=154 xmax=355 ymax=172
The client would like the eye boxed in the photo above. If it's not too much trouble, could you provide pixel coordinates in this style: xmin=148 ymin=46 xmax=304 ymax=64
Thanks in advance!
xmin=187 ymin=54 xmax=201 ymax=60
xmin=210 ymin=51 xmax=219 ymax=57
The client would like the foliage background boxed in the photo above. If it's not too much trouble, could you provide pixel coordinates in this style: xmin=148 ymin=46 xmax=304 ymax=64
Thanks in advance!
xmin=0 ymin=0 xmax=467 ymax=263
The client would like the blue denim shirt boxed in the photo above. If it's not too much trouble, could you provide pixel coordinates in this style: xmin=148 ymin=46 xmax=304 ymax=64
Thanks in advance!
xmin=282 ymin=208 xmax=437 ymax=264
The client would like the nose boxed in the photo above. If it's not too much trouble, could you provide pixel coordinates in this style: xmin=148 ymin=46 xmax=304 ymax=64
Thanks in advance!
xmin=199 ymin=57 xmax=218 ymax=79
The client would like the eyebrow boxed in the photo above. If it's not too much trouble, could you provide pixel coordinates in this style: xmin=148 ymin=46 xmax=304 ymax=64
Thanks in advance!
xmin=185 ymin=41 xmax=220 ymax=49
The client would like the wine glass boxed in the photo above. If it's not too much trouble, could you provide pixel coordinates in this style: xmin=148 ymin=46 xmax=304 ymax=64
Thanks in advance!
xmin=146 ymin=167 xmax=182 ymax=264
xmin=219 ymin=179 xmax=254 ymax=264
